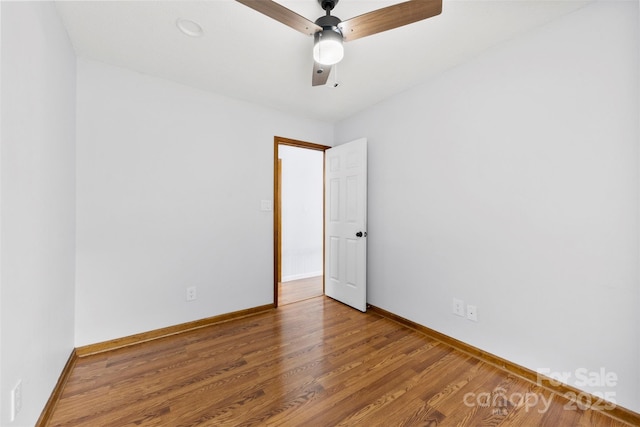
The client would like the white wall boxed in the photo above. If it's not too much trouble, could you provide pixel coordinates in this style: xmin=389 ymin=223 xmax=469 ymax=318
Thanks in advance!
xmin=336 ymin=0 xmax=640 ymax=413
xmin=75 ymin=59 xmax=333 ymax=346
xmin=1 ymin=2 xmax=77 ymax=426
xmin=279 ymin=145 xmax=324 ymax=281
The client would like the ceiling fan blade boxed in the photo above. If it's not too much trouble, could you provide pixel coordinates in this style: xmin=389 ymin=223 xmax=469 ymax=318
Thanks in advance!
xmin=235 ymin=0 xmax=321 ymax=36
xmin=312 ymin=61 xmax=332 ymax=86
xmin=338 ymin=0 xmax=442 ymax=42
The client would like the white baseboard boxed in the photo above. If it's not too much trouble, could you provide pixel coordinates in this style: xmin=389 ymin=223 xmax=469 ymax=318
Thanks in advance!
xmin=281 ymin=271 xmax=323 ymax=282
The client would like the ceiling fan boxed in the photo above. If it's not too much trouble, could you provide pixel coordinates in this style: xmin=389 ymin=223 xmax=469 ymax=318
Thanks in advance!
xmin=235 ymin=0 xmax=443 ymax=86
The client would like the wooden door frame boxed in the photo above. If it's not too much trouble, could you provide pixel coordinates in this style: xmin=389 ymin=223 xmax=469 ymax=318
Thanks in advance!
xmin=274 ymin=136 xmax=331 ymax=307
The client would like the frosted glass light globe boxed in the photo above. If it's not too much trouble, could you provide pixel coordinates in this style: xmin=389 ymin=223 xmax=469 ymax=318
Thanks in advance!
xmin=313 ymin=30 xmax=344 ymax=65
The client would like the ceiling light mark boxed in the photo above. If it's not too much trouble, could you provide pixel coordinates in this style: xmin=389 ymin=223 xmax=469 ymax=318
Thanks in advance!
xmin=176 ymin=18 xmax=204 ymax=37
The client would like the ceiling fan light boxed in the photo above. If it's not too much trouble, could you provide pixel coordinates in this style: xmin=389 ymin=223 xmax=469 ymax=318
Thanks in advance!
xmin=313 ymin=30 xmax=344 ymax=66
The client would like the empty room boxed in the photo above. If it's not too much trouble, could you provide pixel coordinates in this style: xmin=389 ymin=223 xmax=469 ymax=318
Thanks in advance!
xmin=1 ymin=0 xmax=639 ymax=425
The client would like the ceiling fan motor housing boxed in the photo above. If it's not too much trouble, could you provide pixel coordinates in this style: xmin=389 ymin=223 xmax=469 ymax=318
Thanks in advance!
xmin=314 ymin=15 xmax=342 ymax=33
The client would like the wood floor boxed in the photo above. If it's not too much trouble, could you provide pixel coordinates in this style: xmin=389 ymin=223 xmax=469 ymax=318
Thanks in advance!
xmin=278 ymin=276 xmax=323 ymax=306
xmin=47 ymin=297 xmax=631 ymax=426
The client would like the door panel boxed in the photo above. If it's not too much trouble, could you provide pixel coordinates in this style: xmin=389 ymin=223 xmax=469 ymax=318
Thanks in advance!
xmin=324 ymin=138 xmax=367 ymax=312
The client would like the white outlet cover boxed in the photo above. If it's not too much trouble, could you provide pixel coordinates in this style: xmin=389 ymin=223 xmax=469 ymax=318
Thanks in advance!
xmin=453 ymin=298 xmax=465 ymax=317
xmin=467 ymin=305 xmax=478 ymax=322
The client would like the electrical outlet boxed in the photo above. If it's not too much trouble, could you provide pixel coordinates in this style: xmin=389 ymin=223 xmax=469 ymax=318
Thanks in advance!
xmin=186 ymin=286 xmax=197 ymax=301
xmin=452 ymin=298 xmax=465 ymax=317
xmin=11 ymin=380 xmax=22 ymax=422
xmin=467 ymin=304 xmax=478 ymax=322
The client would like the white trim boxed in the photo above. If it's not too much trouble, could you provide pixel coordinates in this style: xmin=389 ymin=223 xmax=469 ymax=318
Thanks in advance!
xmin=281 ymin=272 xmax=323 ymax=282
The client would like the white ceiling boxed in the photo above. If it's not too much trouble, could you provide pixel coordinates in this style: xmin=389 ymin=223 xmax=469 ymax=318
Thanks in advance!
xmin=55 ymin=0 xmax=591 ymax=123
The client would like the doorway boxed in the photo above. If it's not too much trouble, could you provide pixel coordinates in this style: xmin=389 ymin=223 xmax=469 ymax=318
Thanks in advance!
xmin=274 ymin=137 xmax=330 ymax=307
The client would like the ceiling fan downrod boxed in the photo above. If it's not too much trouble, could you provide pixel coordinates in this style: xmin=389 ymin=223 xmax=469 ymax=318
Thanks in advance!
xmin=319 ymin=0 xmax=338 ymax=13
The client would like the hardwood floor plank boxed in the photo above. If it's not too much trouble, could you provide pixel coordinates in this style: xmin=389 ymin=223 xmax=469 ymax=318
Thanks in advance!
xmin=348 ymin=354 xmax=480 ymax=425
xmin=278 ymin=275 xmax=323 ymax=306
xmin=46 ymin=297 xmax=636 ymax=426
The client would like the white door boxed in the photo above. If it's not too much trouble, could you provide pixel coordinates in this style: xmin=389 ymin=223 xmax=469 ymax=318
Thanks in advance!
xmin=324 ymin=138 xmax=367 ymax=312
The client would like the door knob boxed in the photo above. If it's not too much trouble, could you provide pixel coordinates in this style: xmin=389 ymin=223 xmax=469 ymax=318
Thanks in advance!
xmin=356 ymin=231 xmax=367 ymax=237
